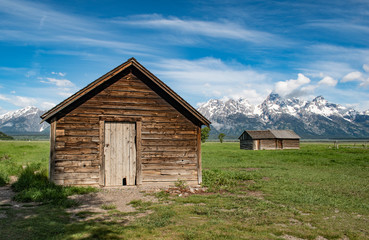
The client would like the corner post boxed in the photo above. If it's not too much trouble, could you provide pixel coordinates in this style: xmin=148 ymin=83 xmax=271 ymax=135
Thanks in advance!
xmin=197 ymin=126 xmax=202 ymax=185
xmin=49 ymin=118 xmax=56 ymax=182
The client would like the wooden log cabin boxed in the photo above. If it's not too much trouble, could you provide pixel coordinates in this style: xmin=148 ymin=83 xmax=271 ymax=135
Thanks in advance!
xmin=239 ymin=130 xmax=300 ymax=150
xmin=40 ymin=58 xmax=210 ymax=187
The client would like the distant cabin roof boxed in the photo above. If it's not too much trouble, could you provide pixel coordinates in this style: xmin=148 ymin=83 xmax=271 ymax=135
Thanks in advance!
xmin=40 ymin=57 xmax=210 ymax=127
xmin=239 ymin=130 xmax=300 ymax=139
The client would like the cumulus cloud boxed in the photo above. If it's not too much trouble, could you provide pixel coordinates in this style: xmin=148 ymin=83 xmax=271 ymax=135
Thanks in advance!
xmin=318 ymin=76 xmax=337 ymax=86
xmin=342 ymin=71 xmax=363 ymax=82
xmin=274 ymin=73 xmax=311 ymax=97
xmin=341 ymin=71 xmax=369 ymax=87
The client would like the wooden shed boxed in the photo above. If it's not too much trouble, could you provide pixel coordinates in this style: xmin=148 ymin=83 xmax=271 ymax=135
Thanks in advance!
xmin=40 ymin=58 xmax=210 ymax=187
xmin=239 ymin=130 xmax=300 ymax=150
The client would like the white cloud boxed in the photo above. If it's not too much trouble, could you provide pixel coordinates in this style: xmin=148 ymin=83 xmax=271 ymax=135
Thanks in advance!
xmin=58 ymin=92 xmax=73 ymax=98
xmin=152 ymin=57 xmax=272 ymax=105
xmin=41 ymin=77 xmax=75 ymax=87
xmin=0 ymin=0 xmax=153 ymax=57
xmin=318 ymin=76 xmax=337 ymax=86
xmin=274 ymin=73 xmax=311 ymax=97
xmin=341 ymin=71 xmax=369 ymax=87
xmin=363 ymin=64 xmax=369 ymax=72
xmin=40 ymin=101 xmax=55 ymax=110
xmin=118 ymin=14 xmax=288 ymax=46
xmin=52 ymin=72 xmax=66 ymax=77
xmin=342 ymin=71 xmax=363 ymax=82
xmin=0 ymin=94 xmax=10 ymax=101
xmin=13 ymin=96 xmax=37 ymax=107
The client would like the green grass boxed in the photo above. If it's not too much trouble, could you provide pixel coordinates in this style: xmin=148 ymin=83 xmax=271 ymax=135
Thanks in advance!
xmin=10 ymin=163 xmax=98 ymax=207
xmin=101 ymin=204 xmax=117 ymax=210
xmin=0 ymin=141 xmax=368 ymax=239
xmin=0 ymin=141 xmax=49 ymax=185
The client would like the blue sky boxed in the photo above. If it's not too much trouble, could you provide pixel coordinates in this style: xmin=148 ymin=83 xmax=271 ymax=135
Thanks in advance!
xmin=0 ymin=0 xmax=369 ymax=114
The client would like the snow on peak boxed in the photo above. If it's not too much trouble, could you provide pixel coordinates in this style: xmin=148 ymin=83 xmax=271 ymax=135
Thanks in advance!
xmin=0 ymin=106 xmax=40 ymax=121
xmin=198 ymin=94 xmax=360 ymax=122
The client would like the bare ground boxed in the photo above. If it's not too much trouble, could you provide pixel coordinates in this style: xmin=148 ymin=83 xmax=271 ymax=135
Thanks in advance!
xmin=0 ymin=185 xmax=165 ymax=222
xmin=66 ymin=186 xmax=162 ymax=221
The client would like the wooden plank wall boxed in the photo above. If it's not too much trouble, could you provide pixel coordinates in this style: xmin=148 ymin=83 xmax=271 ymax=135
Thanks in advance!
xmin=52 ymin=73 xmax=199 ymax=186
xmin=260 ymin=139 xmax=277 ymax=150
xmin=240 ymin=139 xmax=253 ymax=150
xmin=282 ymin=139 xmax=300 ymax=149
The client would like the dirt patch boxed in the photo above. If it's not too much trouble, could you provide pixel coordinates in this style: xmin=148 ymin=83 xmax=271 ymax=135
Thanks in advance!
xmin=0 ymin=186 xmax=16 ymax=206
xmin=165 ymin=186 xmax=209 ymax=197
xmin=70 ymin=187 xmax=158 ymax=212
xmin=283 ymin=234 xmax=306 ymax=240
xmin=67 ymin=186 xmax=161 ymax=221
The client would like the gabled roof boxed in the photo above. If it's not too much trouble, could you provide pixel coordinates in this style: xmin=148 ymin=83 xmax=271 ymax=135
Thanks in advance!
xmin=239 ymin=130 xmax=300 ymax=139
xmin=40 ymin=57 xmax=210 ymax=127
xmin=269 ymin=130 xmax=300 ymax=139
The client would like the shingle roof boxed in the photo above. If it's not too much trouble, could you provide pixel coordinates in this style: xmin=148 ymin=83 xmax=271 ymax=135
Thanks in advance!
xmin=239 ymin=130 xmax=300 ymax=139
xmin=269 ymin=130 xmax=300 ymax=139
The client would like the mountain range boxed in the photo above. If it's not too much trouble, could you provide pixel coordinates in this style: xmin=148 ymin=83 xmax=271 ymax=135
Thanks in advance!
xmin=0 ymin=106 xmax=49 ymax=135
xmin=197 ymin=93 xmax=369 ymax=139
xmin=1 ymin=93 xmax=369 ymax=139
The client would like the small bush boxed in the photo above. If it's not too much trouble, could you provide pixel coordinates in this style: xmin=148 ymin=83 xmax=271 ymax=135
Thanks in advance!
xmin=11 ymin=163 xmax=49 ymax=192
xmin=11 ymin=164 xmax=97 ymax=207
xmin=0 ymin=170 xmax=9 ymax=186
xmin=174 ymin=179 xmax=188 ymax=191
xmin=0 ymin=157 xmax=23 ymax=178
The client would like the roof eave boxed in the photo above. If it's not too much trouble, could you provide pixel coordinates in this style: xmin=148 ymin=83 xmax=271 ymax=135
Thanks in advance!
xmin=40 ymin=58 xmax=210 ymax=127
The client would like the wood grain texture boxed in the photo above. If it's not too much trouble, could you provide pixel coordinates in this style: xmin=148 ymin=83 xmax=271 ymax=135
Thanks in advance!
xmin=52 ymin=72 xmax=201 ymax=186
xmin=49 ymin=119 xmax=56 ymax=182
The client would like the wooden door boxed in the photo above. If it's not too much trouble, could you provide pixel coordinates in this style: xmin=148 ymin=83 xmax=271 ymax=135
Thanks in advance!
xmin=277 ymin=140 xmax=283 ymax=149
xmin=104 ymin=122 xmax=136 ymax=186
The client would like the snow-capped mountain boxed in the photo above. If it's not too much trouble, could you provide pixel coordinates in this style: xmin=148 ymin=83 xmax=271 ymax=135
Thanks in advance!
xmin=198 ymin=93 xmax=369 ymax=139
xmin=0 ymin=106 xmax=49 ymax=134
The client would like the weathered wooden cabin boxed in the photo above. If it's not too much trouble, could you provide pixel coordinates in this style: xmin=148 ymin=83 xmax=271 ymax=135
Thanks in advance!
xmin=239 ymin=130 xmax=300 ymax=150
xmin=41 ymin=58 xmax=210 ymax=187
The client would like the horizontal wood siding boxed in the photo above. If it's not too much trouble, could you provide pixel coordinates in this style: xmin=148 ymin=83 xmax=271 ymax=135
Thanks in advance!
xmin=240 ymin=139 xmax=253 ymax=150
xmin=53 ymin=73 xmax=198 ymax=186
xmin=260 ymin=139 xmax=277 ymax=150
xmin=282 ymin=139 xmax=300 ymax=149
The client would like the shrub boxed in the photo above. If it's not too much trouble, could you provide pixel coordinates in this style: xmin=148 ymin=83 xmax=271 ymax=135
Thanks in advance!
xmin=11 ymin=164 xmax=97 ymax=207
xmin=174 ymin=179 xmax=188 ymax=191
xmin=11 ymin=163 xmax=49 ymax=192
xmin=0 ymin=170 xmax=9 ymax=186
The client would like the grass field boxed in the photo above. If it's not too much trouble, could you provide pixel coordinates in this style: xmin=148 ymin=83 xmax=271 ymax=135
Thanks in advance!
xmin=0 ymin=141 xmax=368 ymax=239
xmin=0 ymin=141 xmax=49 ymax=185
